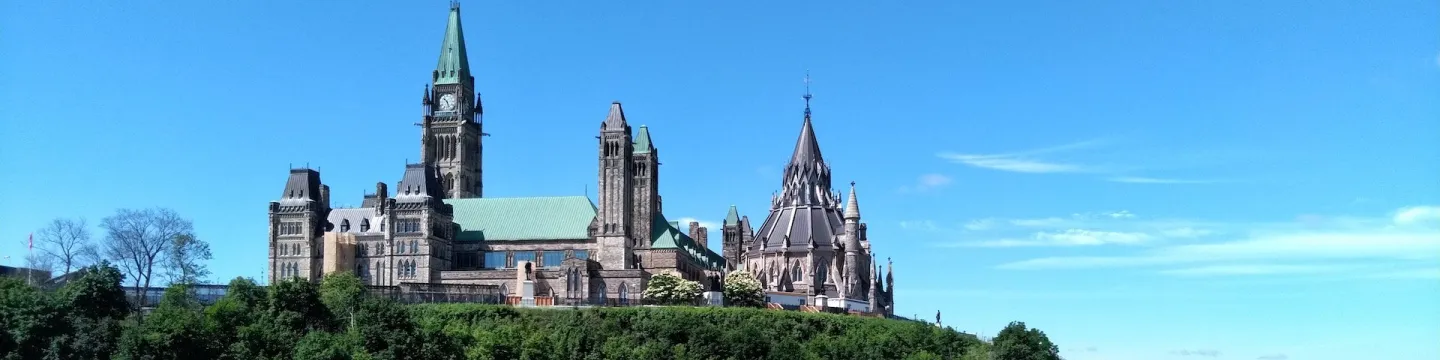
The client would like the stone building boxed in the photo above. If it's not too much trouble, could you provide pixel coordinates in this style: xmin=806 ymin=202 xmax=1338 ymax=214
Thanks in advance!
xmin=266 ymin=4 xmax=892 ymax=313
xmin=267 ymin=4 xmax=720 ymax=304
xmin=728 ymin=93 xmax=896 ymax=315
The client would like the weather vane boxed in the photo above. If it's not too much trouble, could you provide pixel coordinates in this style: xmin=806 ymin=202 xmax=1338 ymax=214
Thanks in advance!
xmin=803 ymin=70 xmax=812 ymax=116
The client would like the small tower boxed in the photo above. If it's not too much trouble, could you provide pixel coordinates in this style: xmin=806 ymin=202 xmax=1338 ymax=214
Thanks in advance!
xmin=597 ymin=101 xmax=635 ymax=270
xmin=631 ymin=125 xmax=659 ymax=250
xmin=269 ymin=168 xmax=331 ymax=284
xmin=722 ymin=205 xmax=743 ymax=271
xmin=840 ymin=182 xmax=863 ymax=298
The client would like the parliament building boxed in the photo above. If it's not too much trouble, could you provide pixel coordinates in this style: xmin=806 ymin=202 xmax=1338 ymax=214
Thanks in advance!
xmin=267 ymin=4 xmax=893 ymax=314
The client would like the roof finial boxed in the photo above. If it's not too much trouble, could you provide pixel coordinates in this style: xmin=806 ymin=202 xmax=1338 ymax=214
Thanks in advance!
xmin=803 ymin=70 xmax=813 ymax=117
xmin=450 ymin=0 xmax=460 ymax=10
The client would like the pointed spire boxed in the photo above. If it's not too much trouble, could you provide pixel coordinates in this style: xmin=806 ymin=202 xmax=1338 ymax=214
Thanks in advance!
xmin=603 ymin=101 xmax=628 ymax=130
xmin=789 ymin=110 xmax=825 ymax=168
xmin=633 ymin=125 xmax=654 ymax=154
xmin=844 ymin=181 xmax=861 ymax=220
xmin=724 ymin=205 xmax=740 ymax=226
xmin=434 ymin=3 xmax=470 ymax=85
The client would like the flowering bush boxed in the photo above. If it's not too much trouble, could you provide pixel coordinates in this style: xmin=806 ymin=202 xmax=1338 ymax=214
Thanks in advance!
xmin=723 ymin=271 xmax=766 ymax=308
xmin=642 ymin=272 xmax=701 ymax=305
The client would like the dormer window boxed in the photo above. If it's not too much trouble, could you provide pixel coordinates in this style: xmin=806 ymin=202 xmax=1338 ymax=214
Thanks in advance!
xmin=360 ymin=219 xmax=371 ymax=232
xmin=340 ymin=219 xmax=351 ymax=232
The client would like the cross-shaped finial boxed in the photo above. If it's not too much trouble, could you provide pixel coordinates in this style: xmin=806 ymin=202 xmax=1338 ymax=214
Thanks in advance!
xmin=850 ymin=181 xmax=856 ymax=187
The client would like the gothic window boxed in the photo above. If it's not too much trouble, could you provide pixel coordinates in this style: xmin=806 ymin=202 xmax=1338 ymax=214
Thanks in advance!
xmin=377 ymin=242 xmax=384 ymax=255
xmin=816 ymin=260 xmax=828 ymax=284
xmin=294 ymin=243 xmax=301 ymax=256
xmin=411 ymin=240 xmax=419 ymax=254
xmin=340 ymin=219 xmax=350 ymax=232
xmin=618 ymin=283 xmax=630 ymax=305
xmin=792 ymin=263 xmax=802 ymax=283
xmin=360 ymin=219 xmax=371 ymax=232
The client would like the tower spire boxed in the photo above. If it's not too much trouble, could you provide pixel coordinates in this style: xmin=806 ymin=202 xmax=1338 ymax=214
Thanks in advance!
xmin=433 ymin=3 xmax=470 ymax=85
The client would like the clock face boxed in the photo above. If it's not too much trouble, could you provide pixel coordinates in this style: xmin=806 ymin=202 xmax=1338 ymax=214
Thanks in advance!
xmin=439 ymin=93 xmax=457 ymax=111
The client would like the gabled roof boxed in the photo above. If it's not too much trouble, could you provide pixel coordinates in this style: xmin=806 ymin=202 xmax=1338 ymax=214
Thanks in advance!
xmin=649 ymin=212 xmax=725 ymax=270
xmin=446 ymin=196 xmax=597 ymax=242
xmin=434 ymin=4 xmax=470 ymax=85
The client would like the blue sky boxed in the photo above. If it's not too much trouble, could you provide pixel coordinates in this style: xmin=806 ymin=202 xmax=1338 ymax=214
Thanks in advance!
xmin=3 ymin=1 xmax=1438 ymax=359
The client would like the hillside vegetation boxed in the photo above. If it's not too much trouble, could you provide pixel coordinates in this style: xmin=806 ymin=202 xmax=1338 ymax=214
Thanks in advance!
xmin=0 ymin=265 xmax=1061 ymax=360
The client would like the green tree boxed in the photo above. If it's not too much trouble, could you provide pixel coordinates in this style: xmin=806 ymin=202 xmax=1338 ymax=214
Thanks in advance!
xmin=0 ymin=277 xmax=65 ymax=360
xmin=319 ymin=272 xmax=365 ymax=329
xmin=992 ymin=321 xmax=1059 ymax=360
xmin=721 ymin=271 xmax=766 ymax=308
xmin=55 ymin=263 xmax=130 ymax=360
xmin=116 ymin=284 xmax=222 ymax=360
xmin=641 ymin=272 xmax=701 ymax=306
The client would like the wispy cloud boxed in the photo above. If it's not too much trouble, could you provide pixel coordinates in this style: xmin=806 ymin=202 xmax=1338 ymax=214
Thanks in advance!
xmin=1392 ymin=205 xmax=1440 ymax=226
xmin=899 ymin=220 xmax=940 ymax=231
xmin=937 ymin=153 xmax=1089 ymax=173
xmin=1106 ymin=176 xmax=1219 ymax=184
xmin=1257 ymin=354 xmax=1289 ymax=360
xmin=1171 ymin=349 xmax=1222 ymax=357
xmin=1159 ymin=264 xmax=1353 ymax=277
xmin=900 ymin=173 xmax=955 ymax=193
xmin=938 ymin=139 xmax=1105 ymax=174
xmin=992 ymin=206 xmax=1440 ymax=279
xmin=962 ymin=229 xmax=1152 ymax=248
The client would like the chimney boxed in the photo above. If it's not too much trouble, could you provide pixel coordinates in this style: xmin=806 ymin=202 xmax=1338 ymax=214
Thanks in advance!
xmin=689 ymin=222 xmax=709 ymax=249
xmin=376 ymin=182 xmax=389 ymax=215
xmin=320 ymin=185 xmax=331 ymax=209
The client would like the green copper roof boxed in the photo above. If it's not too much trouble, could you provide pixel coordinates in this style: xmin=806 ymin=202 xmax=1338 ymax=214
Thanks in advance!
xmin=445 ymin=196 xmax=596 ymax=242
xmin=649 ymin=212 xmax=725 ymax=270
xmin=724 ymin=205 xmax=740 ymax=225
xmin=434 ymin=5 xmax=470 ymax=85
xmin=632 ymin=125 xmax=654 ymax=154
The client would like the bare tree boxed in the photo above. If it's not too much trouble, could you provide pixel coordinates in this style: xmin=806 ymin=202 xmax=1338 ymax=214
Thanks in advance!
xmin=166 ymin=233 xmax=212 ymax=284
xmin=102 ymin=207 xmax=194 ymax=309
xmin=35 ymin=217 xmax=100 ymax=276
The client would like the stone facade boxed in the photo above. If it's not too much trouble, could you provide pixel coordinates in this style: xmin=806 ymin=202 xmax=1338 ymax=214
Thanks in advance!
xmin=266 ymin=4 xmax=892 ymax=313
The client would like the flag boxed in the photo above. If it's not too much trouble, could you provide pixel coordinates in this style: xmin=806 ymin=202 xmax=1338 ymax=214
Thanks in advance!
xmin=28 ymin=232 xmax=33 ymax=250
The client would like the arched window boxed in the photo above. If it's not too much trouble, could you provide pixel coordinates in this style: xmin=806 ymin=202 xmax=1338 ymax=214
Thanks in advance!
xmin=594 ymin=282 xmax=607 ymax=303
xmin=816 ymin=260 xmax=828 ymax=284
xmin=340 ymin=219 xmax=350 ymax=232
xmin=411 ymin=240 xmax=419 ymax=254
xmin=618 ymin=282 xmax=630 ymax=304
xmin=360 ymin=219 xmax=370 ymax=232
xmin=792 ymin=263 xmax=803 ymax=283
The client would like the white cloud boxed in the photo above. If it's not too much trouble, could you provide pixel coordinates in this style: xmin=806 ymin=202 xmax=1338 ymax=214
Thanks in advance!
xmin=1392 ymin=206 xmax=1440 ymax=225
xmin=997 ymin=228 xmax=1440 ymax=271
xmin=1159 ymin=264 xmax=1350 ymax=277
xmin=1159 ymin=227 xmax=1213 ymax=238
xmin=1104 ymin=210 xmax=1136 ymax=219
xmin=964 ymin=219 xmax=997 ymax=231
xmin=676 ymin=217 xmax=718 ymax=230
xmin=959 ymin=229 xmax=1152 ymax=248
xmin=899 ymin=220 xmax=939 ymax=231
xmin=1009 ymin=217 xmax=1071 ymax=227
xmin=1037 ymin=229 xmax=1151 ymax=246
xmin=1106 ymin=176 xmax=1215 ymax=184
xmin=937 ymin=139 xmax=1106 ymax=174
xmin=938 ymin=153 xmax=1088 ymax=173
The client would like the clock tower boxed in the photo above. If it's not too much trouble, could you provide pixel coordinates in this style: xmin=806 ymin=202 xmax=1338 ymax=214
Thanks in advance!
xmin=423 ymin=2 xmax=484 ymax=199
